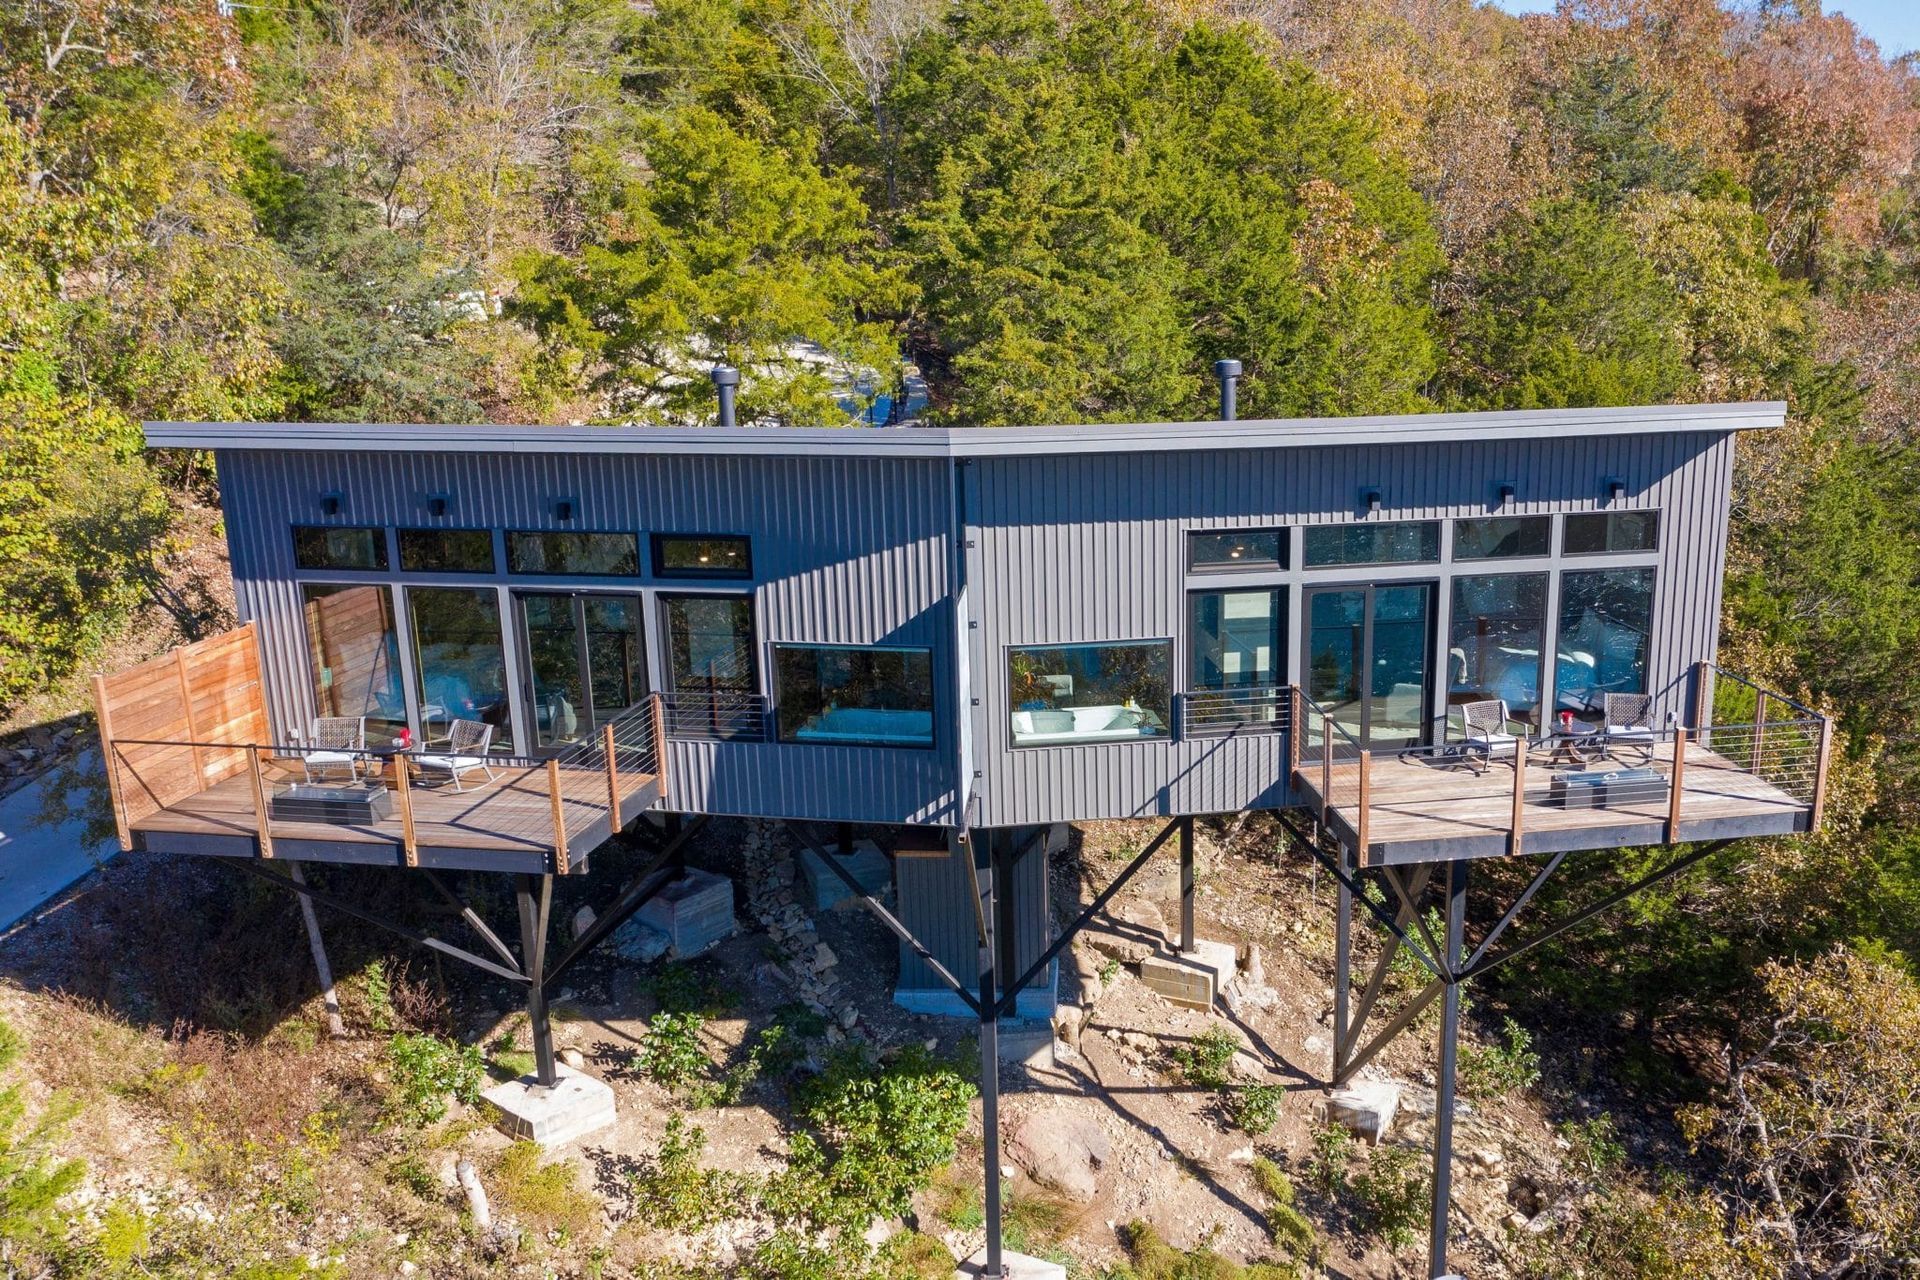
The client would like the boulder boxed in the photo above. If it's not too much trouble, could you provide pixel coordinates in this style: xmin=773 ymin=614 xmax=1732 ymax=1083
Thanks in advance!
xmin=1006 ymin=1110 xmax=1110 ymax=1203
xmin=608 ymin=917 xmax=671 ymax=964
xmin=1327 ymin=1080 xmax=1401 ymax=1144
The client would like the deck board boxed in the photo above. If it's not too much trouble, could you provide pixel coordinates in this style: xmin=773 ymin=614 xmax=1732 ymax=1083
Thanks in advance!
xmin=129 ymin=759 xmax=660 ymax=873
xmin=1298 ymin=740 xmax=1812 ymax=864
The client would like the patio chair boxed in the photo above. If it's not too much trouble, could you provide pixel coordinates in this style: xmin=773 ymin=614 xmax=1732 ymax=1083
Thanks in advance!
xmin=1603 ymin=693 xmax=1658 ymax=766
xmin=1458 ymin=699 xmax=1524 ymax=775
xmin=413 ymin=719 xmax=499 ymax=792
xmin=303 ymin=716 xmax=366 ymax=784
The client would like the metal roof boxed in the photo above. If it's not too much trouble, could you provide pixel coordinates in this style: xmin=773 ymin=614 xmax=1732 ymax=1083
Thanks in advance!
xmin=145 ymin=400 xmax=1785 ymax=459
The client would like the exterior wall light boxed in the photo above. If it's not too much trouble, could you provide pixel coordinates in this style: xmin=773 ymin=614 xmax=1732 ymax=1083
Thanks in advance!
xmin=1362 ymin=488 xmax=1383 ymax=515
xmin=318 ymin=491 xmax=342 ymax=516
xmin=1608 ymin=478 xmax=1628 ymax=503
xmin=1498 ymin=483 xmax=1516 ymax=506
xmin=553 ymin=498 xmax=576 ymax=522
xmin=426 ymin=495 xmax=450 ymax=518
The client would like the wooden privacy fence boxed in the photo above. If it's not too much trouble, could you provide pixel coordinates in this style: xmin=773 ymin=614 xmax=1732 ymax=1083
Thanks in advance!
xmin=92 ymin=623 xmax=269 ymax=852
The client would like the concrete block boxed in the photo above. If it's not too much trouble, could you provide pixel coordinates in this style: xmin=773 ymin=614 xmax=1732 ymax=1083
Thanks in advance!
xmin=955 ymin=1249 xmax=1067 ymax=1280
xmin=1139 ymin=940 xmax=1236 ymax=1010
xmin=635 ymin=867 xmax=736 ymax=957
xmin=996 ymin=1018 xmax=1055 ymax=1067
xmin=797 ymin=840 xmax=890 ymax=910
xmin=1328 ymin=1079 xmax=1401 ymax=1144
xmin=483 ymin=1064 xmax=616 ymax=1147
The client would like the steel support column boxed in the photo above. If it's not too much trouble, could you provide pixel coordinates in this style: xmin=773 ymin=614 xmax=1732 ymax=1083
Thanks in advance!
xmin=1178 ymin=815 xmax=1196 ymax=953
xmin=1429 ymin=859 xmax=1467 ymax=1280
xmin=516 ymin=873 xmax=557 ymax=1088
xmin=977 ymin=833 xmax=1005 ymax=1280
xmin=1333 ymin=855 xmax=1353 ymax=1079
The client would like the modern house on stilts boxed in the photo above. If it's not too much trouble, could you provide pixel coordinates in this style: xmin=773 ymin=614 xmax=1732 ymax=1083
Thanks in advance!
xmin=96 ymin=381 xmax=1829 ymax=1280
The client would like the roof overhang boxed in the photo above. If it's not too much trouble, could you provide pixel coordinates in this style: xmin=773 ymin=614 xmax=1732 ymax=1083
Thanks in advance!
xmin=145 ymin=401 xmax=1787 ymax=460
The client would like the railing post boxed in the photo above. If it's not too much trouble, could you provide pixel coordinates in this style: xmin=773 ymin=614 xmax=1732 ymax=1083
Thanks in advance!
xmin=1320 ymin=721 xmax=1333 ymax=828
xmin=547 ymin=758 xmax=570 ymax=875
xmin=1508 ymin=739 xmax=1526 ymax=856
xmin=1287 ymin=686 xmax=1302 ymax=784
xmin=603 ymin=723 xmax=622 ymax=833
xmin=1692 ymin=660 xmax=1711 ymax=733
xmin=1666 ymin=727 xmax=1688 ymax=844
xmin=249 ymin=746 xmax=276 ymax=860
xmin=389 ymin=754 xmax=417 ymax=867
xmin=91 ymin=674 xmax=134 ymax=853
xmin=1355 ymin=750 xmax=1372 ymax=864
xmin=649 ymin=692 xmax=670 ymax=802
xmin=1810 ymin=717 xmax=1834 ymax=831
xmin=1750 ymin=692 xmax=1768 ymax=775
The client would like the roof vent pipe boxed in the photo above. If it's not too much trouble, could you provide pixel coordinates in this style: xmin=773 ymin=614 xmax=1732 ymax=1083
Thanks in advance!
xmin=711 ymin=365 xmax=740 ymax=428
xmin=1213 ymin=359 xmax=1243 ymax=422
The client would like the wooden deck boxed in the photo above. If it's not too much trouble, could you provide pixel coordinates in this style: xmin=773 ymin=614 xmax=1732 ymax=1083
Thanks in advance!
xmin=1297 ymin=738 xmax=1817 ymax=865
xmin=129 ymin=760 xmax=661 ymax=875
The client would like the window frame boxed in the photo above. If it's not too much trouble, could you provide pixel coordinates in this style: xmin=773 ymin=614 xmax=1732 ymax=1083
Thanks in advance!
xmin=1186 ymin=528 xmax=1288 ymax=574
xmin=292 ymin=524 xmax=389 ymax=572
xmin=1561 ymin=510 xmax=1661 ymax=557
xmin=1005 ymin=638 xmax=1174 ymax=748
xmin=1302 ymin=521 xmax=1442 ymax=569
xmin=657 ymin=591 xmax=762 ymax=696
xmin=1451 ymin=516 xmax=1552 ymax=562
xmin=651 ymin=533 xmax=754 ymax=580
xmin=1186 ymin=586 xmax=1286 ymax=692
xmin=771 ymin=642 xmax=936 ymax=750
xmin=505 ymin=529 xmax=642 ymax=577
xmin=397 ymin=527 xmax=498 ymax=575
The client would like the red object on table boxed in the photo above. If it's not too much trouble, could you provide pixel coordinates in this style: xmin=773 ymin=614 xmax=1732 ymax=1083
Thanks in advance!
xmin=396 ymin=728 xmax=413 ymax=748
xmin=1559 ymin=710 xmax=1575 ymax=732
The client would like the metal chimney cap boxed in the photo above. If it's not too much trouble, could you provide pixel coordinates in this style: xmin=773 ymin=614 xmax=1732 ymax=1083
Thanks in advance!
xmin=710 ymin=365 xmax=740 ymax=387
xmin=1214 ymin=359 xmax=1243 ymax=378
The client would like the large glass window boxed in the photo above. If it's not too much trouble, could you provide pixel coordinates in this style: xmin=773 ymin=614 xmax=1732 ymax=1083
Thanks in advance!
xmin=1303 ymin=522 xmax=1440 ymax=568
xmin=293 ymin=525 xmax=387 ymax=571
xmin=1448 ymin=574 xmax=1548 ymax=723
xmin=1556 ymin=568 xmax=1655 ymax=718
xmin=408 ymin=587 xmax=513 ymax=749
xmin=301 ymin=584 xmax=407 ymax=743
xmin=1189 ymin=589 xmax=1283 ymax=689
xmin=1008 ymin=642 xmax=1171 ymax=744
xmin=1187 ymin=529 xmax=1286 ymax=573
xmin=653 ymin=535 xmax=751 ymax=579
xmin=399 ymin=528 xmax=496 ymax=573
xmin=1563 ymin=511 xmax=1659 ymax=555
xmin=775 ymin=645 xmax=934 ymax=747
xmin=661 ymin=595 xmax=759 ymax=694
xmin=507 ymin=531 xmax=640 ymax=576
xmin=1453 ymin=517 xmax=1550 ymax=560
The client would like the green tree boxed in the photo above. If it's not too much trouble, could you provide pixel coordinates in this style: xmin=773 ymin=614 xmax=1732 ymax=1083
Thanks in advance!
xmin=1543 ymin=53 xmax=1700 ymax=209
xmin=1444 ymin=198 xmax=1689 ymax=409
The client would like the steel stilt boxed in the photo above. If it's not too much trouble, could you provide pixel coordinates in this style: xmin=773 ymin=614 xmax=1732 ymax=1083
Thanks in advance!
xmin=516 ymin=873 xmax=557 ymax=1088
xmin=1178 ymin=815 xmax=1196 ymax=953
xmin=1429 ymin=860 xmax=1467 ymax=1279
xmin=978 ymin=833 xmax=1005 ymax=1279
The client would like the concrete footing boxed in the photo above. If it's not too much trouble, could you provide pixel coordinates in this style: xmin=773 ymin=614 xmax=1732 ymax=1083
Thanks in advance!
xmin=482 ymin=1064 xmax=617 ymax=1146
xmin=955 ymin=1248 xmax=1068 ymax=1280
xmin=797 ymin=840 xmax=890 ymax=910
xmin=635 ymin=867 xmax=737 ymax=957
xmin=1140 ymin=938 xmax=1237 ymax=1009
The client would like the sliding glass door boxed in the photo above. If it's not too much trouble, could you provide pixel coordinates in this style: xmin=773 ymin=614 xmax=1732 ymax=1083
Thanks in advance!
xmin=1303 ymin=583 xmax=1436 ymax=749
xmin=514 ymin=592 xmax=647 ymax=753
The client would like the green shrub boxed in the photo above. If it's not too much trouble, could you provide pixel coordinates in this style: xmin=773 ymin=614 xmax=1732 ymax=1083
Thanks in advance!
xmin=360 ymin=961 xmax=394 ymax=1034
xmin=1173 ymin=1026 xmax=1240 ymax=1091
xmin=1004 ymin=1184 xmax=1074 ymax=1252
xmin=629 ymin=1114 xmax=742 ymax=1232
xmin=646 ymin=963 xmax=738 ymax=1016
xmin=1302 ymin=1122 xmax=1353 ymax=1199
xmin=635 ymin=1012 xmax=710 ymax=1093
xmin=1460 ymin=1017 xmax=1542 ymax=1100
xmin=1224 ymin=1083 xmax=1284 ymax=1135
xmin=1351 ymin=1143 xmax=1428 ymax=1250
xmin=1117 ymin=1219 xmax=1300 ymax=1280
xmin=386 ymin=1033 xmax=483 ymax=1126
xmin=884 ymin=1231 xmax=955 ymax=1279
xmin=1559 ymin=1112 xmax=1627 ymax=1177
xmin=1251 ymin=1159 xmax=1317 ymax=1265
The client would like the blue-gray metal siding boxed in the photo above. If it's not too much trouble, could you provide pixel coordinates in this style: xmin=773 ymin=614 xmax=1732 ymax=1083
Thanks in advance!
xmin=216 ymin=449 xmax=961 ymax=825
xmin=965 ymin=431 xmax=1734 ymax=827
xmin=896 ymin=829 xmax=1052 ymax=1010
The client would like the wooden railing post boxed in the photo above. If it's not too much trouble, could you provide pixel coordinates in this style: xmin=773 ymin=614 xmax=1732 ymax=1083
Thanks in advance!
xmin=249 ymin=746 xmax=275 ymax=860
xmin=547 ymin=758 xmax=570 ymax=875
xmin=1750 ymin=692 xmax=1768 ymax=775
xmin=1355 ymin=750 xmax=1372 ymax=864
xmin=603 ymin=723 xmax=622 ymax=832
xmin=649 ymin=692 xmax=670 ymax=803
xmin=1810 ymin=717 xmax=1834 ymax=831
xmin=91 ymin=674 xmax=133 ymax=853
xmin=393 ymin=755 xmax=418 ymax=868
xmin=1287 ymin=686 xmax=1302 ymax=784
xmin=1508 ymin=739 xmax=1527 ymax=856
xmin=1320 ymin=717 xmax=1333 ymax=828
xmin=1666 ymin=727 xmax=1688 ymax=844
xmin=1692 ymin=660 xmax=1710 ymax=732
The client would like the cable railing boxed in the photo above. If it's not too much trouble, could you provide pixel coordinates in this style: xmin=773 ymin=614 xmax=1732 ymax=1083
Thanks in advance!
xmin=1176 ymin=686 xmax=1292 ymax=739
xmin=103 ymin=693 xmax=671 ymax=875
xmin=659 ymin=690 xmax=770 ymax=742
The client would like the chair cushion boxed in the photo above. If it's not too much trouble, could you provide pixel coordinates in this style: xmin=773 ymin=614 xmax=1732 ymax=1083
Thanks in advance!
xmin=415 ymin=754 xmax=488 ymax=770
xmin=305 ymin=751 xmax=357 ymax=765
xmin=1607 ymin=725 xmax=1655 ymax=739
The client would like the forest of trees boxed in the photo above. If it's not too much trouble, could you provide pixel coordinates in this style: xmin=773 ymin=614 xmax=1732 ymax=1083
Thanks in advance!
xmin=4 ymin=0 xmax=1920 ymax=1273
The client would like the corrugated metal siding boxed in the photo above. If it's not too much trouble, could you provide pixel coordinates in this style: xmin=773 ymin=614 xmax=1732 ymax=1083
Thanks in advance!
xmin=896 ymin=828 xmax=1051 ymax=1000
xmin=217 ymin=448 xmax=960 ymax=825
xmin=967 ymin=432 xmax=1735 ymax=827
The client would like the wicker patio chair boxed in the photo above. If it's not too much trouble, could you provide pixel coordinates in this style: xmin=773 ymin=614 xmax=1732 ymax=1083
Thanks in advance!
xmin=413 ymin=719 xmax=499 ymax=792
xmin=1603 ymin=692 xmax=1658 ymax=766
xmin=303 ymin=716 xmax=366 ymax=783
xmin=1458 ymin=698 xmax=1523 ymax=775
